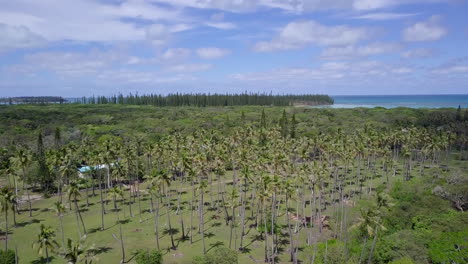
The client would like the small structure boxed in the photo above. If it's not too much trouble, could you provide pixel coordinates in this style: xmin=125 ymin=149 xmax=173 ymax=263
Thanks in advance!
xmin=77 ymin=164 xmax=110 ymax=178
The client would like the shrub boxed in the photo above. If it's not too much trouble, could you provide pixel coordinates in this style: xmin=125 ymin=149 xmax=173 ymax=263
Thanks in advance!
xmin=134 ymin=249 xmax=163 ymax=264
xmin=193 ymin=247 xmax=238 ymax=264
xmin=389 ymin=257 xmax=415 ymax=264
xmin=0 ymin=249 xmax=16 ymax=264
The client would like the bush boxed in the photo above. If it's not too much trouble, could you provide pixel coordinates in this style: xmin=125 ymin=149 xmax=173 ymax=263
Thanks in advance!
xmin=134 ymin=249 xmax=163 ymax=264
xmin=389 ymin=257 xmax=415 ymax=264
xmin=0 ymin=249 xmax=16 ymax=264
xmin=193 ymin=247 xmax=238 ymax=264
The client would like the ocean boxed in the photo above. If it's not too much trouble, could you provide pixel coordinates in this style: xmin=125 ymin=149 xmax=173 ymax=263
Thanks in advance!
xmin=323 ymin=94 xmax=468 ymax=109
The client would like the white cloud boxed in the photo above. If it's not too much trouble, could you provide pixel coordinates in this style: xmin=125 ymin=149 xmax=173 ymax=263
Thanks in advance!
xmin=254 ymin=20 xmax=370 ymax=52
xmin=196 ymin=47 xmax=231 ymax=59
xmin=0 ymin=23 xmax=45 ymax=52
xmin=353 ymin=12 xmax=418 ymax=20
xmin=162 ymin=48 xmax=192 ymax=61
xmin=146 ymin=24 xmax=171 ymax=46
xmin=321 ymin=42 xmax=401 ymax=59
xmin=11 ymin=49 xmax=145 ymax=77
xmin=150 ymin=0 xmax=448 ymax=13
xmin=165 ymin=64 xmax=212 ymax=73
xmin=392 ymin=67 xmax=413 ymax=74
xmin=0 ymin=0 xmax=183 ymax=44
xmin=205 ymin=22 xmax=237 ymax=30
xmin=352 ymin=0 xmax=448 ymax=11
xmin=432 ymin=65 xmax=468 ymax=74
xmin=230 ymin=60 xmax=411 ymax=82
xmin=210 ymin=12 xmax=225 ymax=21
xmin=401 ymin=48 xmax=433 ymax=58
xmin=403 ymin=15 xmax=447 ymax=42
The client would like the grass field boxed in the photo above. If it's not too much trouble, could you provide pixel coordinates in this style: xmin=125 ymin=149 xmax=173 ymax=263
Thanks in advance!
xmin=3 ymin=155 xmax=465 ymax=264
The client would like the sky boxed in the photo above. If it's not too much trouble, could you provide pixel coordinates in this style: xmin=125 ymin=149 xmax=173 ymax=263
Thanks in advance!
xmin=0 ymin=0 xmax=468 ymax=96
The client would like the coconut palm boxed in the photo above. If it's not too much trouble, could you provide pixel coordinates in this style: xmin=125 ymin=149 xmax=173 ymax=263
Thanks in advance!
xmin=107 ymin=186 xmax=124 ymax=211
xmin=33 ymin=224 xmax=59 ymax=264
xmin=63 ymin=238 xmax=95 ymax=264
xmin=67 ymin=181 xmax=87 ymax=237
xmin=52 ymin=201 xmax=66 ymax=248
xmin=197 ymin=180 xmax=209 ymax=254
xmin=0 ymin=187 xmax=16 ymax=250
xmin=10 ymin=148 xmax=33 ymax=217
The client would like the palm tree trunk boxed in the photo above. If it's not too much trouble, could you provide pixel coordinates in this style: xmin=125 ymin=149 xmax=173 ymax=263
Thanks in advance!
xmin=262 ymin=202 xmax=269 ymax=263
xmin=153 ymin=195 xmax=160 ymax=250
xmin=128 ymin=187 xmax=133 ymax=217
xmin=45 ymin=246 xmax=49 ymax=264
xmin=60 ymin=216 xmax=65 ymax=248
xmin=286 ymin=196 xmax=295 ymax=263
xmin=137 ymin=182 xmax=142 ymax=223
xmin=367 ymin=226 xmax=379 ymax=264
xmin=166 ymin=189 xmax=175 ymax=249
xmin=359 ymin=236 xmax=368 ymax=264
xmin=200 ymin=189 xmax=206 ymax=254
xmin=22 ymin=167 xmax=32 ymax=217
xmin=5 ymin=210 xmax=8 ymax=250
xmin=75 ymin=199 xmax=87 ymax=235
xmin=190 ymin=180 xmax=195 ymax=244
xmin=99 ymin=173 xmax=105 ymax=230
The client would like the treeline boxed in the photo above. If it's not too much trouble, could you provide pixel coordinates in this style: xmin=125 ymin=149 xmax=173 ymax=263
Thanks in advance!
xmin=77 ymin=93 xmax=334 ymax=107
xmin=0 ymin=96 xmax=67 ymax=105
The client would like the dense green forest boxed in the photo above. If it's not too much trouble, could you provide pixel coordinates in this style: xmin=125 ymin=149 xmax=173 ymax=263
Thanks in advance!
xmin=0 ymin=104 xmax=466 ymax=264
xmin=75 ymin=93 xmax=334 ymax=107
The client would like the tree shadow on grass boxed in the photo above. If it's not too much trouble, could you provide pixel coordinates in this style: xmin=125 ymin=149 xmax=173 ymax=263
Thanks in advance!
xmin=207 ymin=241 xmax=224 ymax=252
xmin=16 ymin=218 xmax=42 ymax=227
xmin=88 ymin=227 xmax=102 ymax=234
xmin=91 ymin=246 xmax=112 ymax=255
xmin=204 ymin=232 xmax=215 ymax=238
xmin=117 ymin=219 xmax=131 ymax=225
xmin=31 ymin=256 xmax=55 ymax=264
xmin=162 ymin=227 xmax=179 ymax=236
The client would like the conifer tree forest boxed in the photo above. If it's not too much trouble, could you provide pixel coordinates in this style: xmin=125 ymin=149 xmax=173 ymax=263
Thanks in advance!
xmin=0 ymin=103 xmax=466 ymax=264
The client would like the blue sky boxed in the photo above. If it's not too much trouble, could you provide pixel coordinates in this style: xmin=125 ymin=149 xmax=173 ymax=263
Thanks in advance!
xmin=0 ymin=0 xmax=467 ymax=96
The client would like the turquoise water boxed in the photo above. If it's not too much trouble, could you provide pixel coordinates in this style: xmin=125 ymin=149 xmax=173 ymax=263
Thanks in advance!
xmin=324 ymin=95 xmax=468 ymax=109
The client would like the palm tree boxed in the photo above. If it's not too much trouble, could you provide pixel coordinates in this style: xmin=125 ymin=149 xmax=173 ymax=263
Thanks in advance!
xmin=0 ymin=187 xmax=16 ymax=250
xmin=63 ymin=238 xmax=95 ymax=264
xmin=107 ymin=186 xmax=123 ymax=211
xmin=283 ymin=178 xmax=297 ymax=263
xmin=10 ymin=148 xmax=33 ymax=217
xmin=33 ymin=224 xmax=59 ymax=264
xmin=148 ymin=183 xmax=161 ymax=250
xmin=155 ymin=168 xmax=176 ymax=249
xmin=227 ymin=188 xmax=240 ymax=250
xmin=197 ymin=180 xmax=209 ymax=254
xmin=67 ymin=181 xmax=87 ymax=237
xmin=53 ymin=201 xmax=66 ymax=248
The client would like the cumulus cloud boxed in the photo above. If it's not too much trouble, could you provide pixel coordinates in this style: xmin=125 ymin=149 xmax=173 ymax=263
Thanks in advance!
xmin=353 ymin=12 xmax=418 ymax=20
xmin=321 ymin=42 xmax=401 ymax=59
xmin=205 ymin=22 xmax=237 ymax=30
xmin=403 ymin=15 xmax=447 ymax=42
xmin=161 ymin=48 xmax=192 ymax=61
xmin=0 ymin=23 xmax=45 ymax=52
xmin=150 ymin=0 xmax=448 ymax=13
xmin=352 ymin=0 xmax=448 ymax=11
xmin=146 ymin=24 xmax=171 ymax=46
xmin=0 ymin=0 xmax=183 ymax=43
xmin=165 ymin=64 xmax=212 ymax=73
xmin=230 ymin=60 xmax=412 ymax=82
xmin=196 ymin=47 xmax=231 ymax=59
xmin=401 ymin=48 xmax=433 ymax=58
xmin=254 ymin=20 xmax=370 ymax=52
xmin=9 ymin=49 xmax=145 ymax=77
xmin=431 ymin=58 xmax=468 ymax=74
